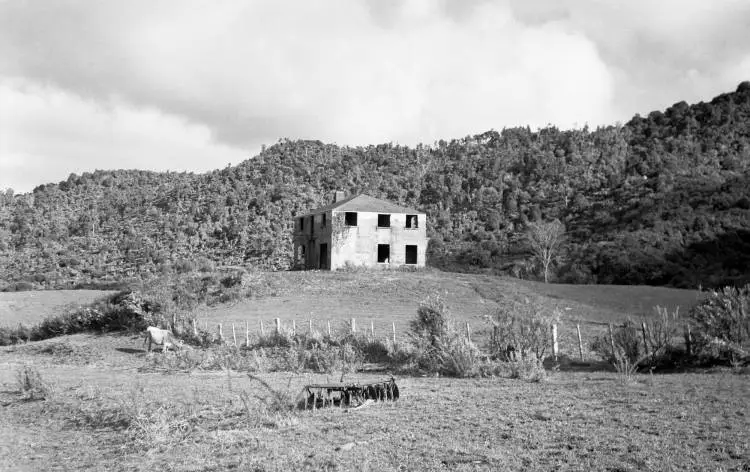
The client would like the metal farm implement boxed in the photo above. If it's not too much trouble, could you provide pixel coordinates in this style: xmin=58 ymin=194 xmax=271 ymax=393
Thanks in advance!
xmin=301 ymin=377 xmax=400 ymax=409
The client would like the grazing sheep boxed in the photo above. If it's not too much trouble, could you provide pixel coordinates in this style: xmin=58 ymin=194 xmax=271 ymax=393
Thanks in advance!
xmin=144 ymin=326 xmax=182 ymax=353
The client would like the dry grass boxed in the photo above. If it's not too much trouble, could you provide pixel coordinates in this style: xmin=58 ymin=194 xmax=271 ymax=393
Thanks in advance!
xmin=0 ymin=358 xmax=747 ymax=471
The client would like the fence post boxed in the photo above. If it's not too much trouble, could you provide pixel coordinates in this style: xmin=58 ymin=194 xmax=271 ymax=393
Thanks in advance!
xmin=608 ymin=323 xmax=616 ymax=358
xmin=641 ymin=321 xmax=649 ymax=356
xmin=576 ymin=324 xmax=584 ymax=361
xmin=309 ymin=319 xmax=313 ymax=335
xmin=232 ymin=323 xmax=237 ymax=347
xmin=551 ymin=324 xmax=559 ymax=361
xmin=259 ymin=319 xmax=265 ymax=336
xmin=245 ymin=321 xmax=250 ymax=347
xmin=392 ymin=322 xmax=396 ymax=344
xmin=351 ymin=318 xmax=356 ymax=334
xmin=370 ymin=321 xmax=374 ymax=339
xmin=275 ymin=318 xmax=281 ymax=334
xmin=327 ymin=320 xmax=331 ymax=337
xmin=466 ymin=322 xmax=471 ymax=341
xmin=192 ymin=319 xmax=198 ymax=337
xmin=684 ymin=325 xmax=692 ymax=356
xmin=292 ymin=320 xmax=296 ymax=336
xmin=218 ymin=323 xmax=224 ymax=343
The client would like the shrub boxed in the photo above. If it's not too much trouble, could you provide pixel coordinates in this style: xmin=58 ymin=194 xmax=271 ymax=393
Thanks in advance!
xmin=689 ymin=285 xmax=750 ymax=363
xmin=408 ymin=294 xmax=481 ymax=377
xmin=486 ymin=299 xmax=558 ymax=363
xmin=16 ymin=364 xmax=54 ymax=400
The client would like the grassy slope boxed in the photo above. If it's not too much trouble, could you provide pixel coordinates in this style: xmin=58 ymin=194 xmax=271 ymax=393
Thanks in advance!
xmin=0 ymin=290 xmax=116 ymax=326
xmin=199 ymin=270 xmax=703 ymax=356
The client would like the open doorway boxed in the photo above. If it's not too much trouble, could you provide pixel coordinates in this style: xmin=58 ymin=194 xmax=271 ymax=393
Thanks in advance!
xmin=319 ymin=243 xmax=328 ymax=269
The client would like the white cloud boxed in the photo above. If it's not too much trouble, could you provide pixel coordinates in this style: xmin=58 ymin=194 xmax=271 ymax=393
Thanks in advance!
xmin=0 ymin=0 xmax=748 ymax=192
xmin=0 ymin=79 xmax=246 ymax=192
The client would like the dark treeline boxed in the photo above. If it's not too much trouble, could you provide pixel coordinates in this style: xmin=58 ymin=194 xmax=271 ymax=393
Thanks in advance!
xmin=1 ymin=82 xmax=749 ymax=289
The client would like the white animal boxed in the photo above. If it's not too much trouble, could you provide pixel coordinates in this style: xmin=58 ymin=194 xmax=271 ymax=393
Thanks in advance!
xmin=144 ymin=326 xmax=182 ymax=353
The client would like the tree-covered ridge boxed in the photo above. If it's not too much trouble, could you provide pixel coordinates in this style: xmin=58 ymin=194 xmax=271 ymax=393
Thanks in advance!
xmin=1 ymin=82 xmax=749 ymax=289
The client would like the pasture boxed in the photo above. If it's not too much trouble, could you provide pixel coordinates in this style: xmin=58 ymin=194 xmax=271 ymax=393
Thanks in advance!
xmin=1 ymin=271 xmax=746 ymax=471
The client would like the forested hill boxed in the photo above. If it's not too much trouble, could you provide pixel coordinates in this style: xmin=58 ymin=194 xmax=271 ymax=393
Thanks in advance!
xmin=1 ymin=82 xmax=749 ymax=290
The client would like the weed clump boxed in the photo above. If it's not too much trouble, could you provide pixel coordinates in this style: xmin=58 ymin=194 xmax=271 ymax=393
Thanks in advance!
xmin=15 ymin=364 xmax=54 ymax=400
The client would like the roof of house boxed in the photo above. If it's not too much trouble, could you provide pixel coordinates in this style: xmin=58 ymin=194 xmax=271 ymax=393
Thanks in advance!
xmin=300 ymin=194 xmax=423 ymax=216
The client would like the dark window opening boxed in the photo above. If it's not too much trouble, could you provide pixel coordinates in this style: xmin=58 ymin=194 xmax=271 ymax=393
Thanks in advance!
xmin=322 ymin=213 xmax=327 ymax=227
xmin=345 ymin=212 xmax=358 ymax=226
xmin=310 ymin=215 xmax=315 ymax=235
xmin=301 ymin=245 xmax=306 ymax=256
xmin=377 ymin=214 xmax=391 ymax=227
xmin=377 ymin=244 xmax=390 ymax=263
xmin=299 ymin=217 xmax=304 ymax=231
xmin=405 ymin=245 xmax=418 ymax=264
xmin=406 ymin=215 xmax=419 ymax=228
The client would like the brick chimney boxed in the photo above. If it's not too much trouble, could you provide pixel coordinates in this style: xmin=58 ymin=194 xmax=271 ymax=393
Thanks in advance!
xmin=333 ymin=191 xmax=346 ymax=203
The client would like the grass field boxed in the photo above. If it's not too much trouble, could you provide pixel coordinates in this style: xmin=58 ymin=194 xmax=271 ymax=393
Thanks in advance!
xmin=2 ymin=271 xmax=742 ymax=471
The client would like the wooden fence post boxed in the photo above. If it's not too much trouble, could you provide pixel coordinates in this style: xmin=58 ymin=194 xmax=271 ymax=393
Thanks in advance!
xmin=245 ymin=321 xmax=250 ymax=347
xmin=232 ymin=323 xmax=237 ymax=347
xmin=576 ymin=324 xmax=584 ymax=361
xmin=259 ymin=319 xmax=265 ymax=336
xmin=392 ymin=322 xmax=396 ymax=344
xmin=351 ymin=318 xmax=356 ymax=334
xmin=327 ymin=320 xmax=331 ymax=337
xmin=218 ymin=323 xmax=224 ymax=343
xmin=466 ymin=322 xmax=471 ymax=341
xmin=608 ymin=323 xmax=616 ymax=358
xmin=684 ymin=325 xmax=692 ymax=356
xmin=551 ymin=324 xmax=559 ymax=361
xmin=309 ymin=319 xmax=313 ymax=335
xmin=275 ymin=318 xmax=281 ymax=334
xmin=292 ymin=320 xmax=296 ymax=336
xmin=192 ymin=319 xmax=198 ymax=337
xmin=370 ymin=321 xmax=374 ymax=339
xmin=641 ymin=321 xmax=649 ymax=356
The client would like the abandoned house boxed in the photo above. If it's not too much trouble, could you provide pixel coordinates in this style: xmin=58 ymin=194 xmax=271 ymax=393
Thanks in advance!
xmin=293 ymin=192 xmax=428 ymax=270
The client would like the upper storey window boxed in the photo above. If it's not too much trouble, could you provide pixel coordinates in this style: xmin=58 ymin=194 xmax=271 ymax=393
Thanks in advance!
xmin=345 ymin=212 xmax=358 ymax=226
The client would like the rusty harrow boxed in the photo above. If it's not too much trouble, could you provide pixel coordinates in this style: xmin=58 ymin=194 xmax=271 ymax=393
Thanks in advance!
xmin=300 ymin=377 xmax=400 ymax=409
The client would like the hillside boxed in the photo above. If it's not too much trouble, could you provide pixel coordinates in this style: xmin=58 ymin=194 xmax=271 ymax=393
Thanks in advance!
xmin=1 ymin=82 xmax=750 ymax=288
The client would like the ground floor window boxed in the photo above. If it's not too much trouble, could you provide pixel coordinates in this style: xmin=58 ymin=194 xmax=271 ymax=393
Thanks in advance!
xmin=377 ymin=244 xmax=390 ymax=263
xmin=405 ymin=245 xmax=417 ymax=264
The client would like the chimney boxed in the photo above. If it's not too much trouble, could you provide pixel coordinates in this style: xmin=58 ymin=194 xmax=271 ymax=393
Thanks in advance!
xmin=333 ymin=191 xmax=346 ymax=203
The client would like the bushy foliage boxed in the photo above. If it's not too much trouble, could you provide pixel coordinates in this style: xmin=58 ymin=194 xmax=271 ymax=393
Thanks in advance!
xmin=486 ymin=299 xmax=558 ymax=363
xmin=408 ymin=294 xmax=481 ymax=377
xmin=15 ymin=364 xmax=54 ymax=400
xmin=2 ymin=84 xmax=750 ymax=288
xmin=689 ymin=285 xmax=750 ymax=362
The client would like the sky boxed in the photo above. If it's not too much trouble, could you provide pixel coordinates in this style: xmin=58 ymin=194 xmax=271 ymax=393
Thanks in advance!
xmin=1 ymin=0 xmax=749 ymax=193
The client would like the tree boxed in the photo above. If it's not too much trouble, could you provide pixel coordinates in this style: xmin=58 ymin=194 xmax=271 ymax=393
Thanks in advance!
xmin=526 ymin=219 xmax=566 ymax=283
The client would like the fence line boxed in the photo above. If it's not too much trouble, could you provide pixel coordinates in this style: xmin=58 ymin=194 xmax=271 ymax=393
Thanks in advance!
xmin=183 ymin=316 xmax=694 ymax=362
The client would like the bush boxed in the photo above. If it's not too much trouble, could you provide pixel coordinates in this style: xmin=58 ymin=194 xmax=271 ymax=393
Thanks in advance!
xmin=486 ymin=299 xmax=558 ymax=363
xmin=408 ymin=294 xmax=481 ymax=377
xmin=16 ymin=364 xmax=54 ymax=400
xmin=690 ymin=285 xmax=750 ymax=363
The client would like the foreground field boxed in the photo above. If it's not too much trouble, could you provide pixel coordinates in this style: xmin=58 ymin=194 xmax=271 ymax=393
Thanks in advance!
xmin=1 ymin=333 xmax=748 ymax=471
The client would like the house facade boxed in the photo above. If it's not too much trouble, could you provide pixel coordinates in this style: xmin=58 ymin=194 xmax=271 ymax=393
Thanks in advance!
xmin=293 ymin=193 xmax=428 ymax=270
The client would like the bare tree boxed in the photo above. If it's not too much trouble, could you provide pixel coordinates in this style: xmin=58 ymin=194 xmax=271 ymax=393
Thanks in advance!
xmin=526 ymin=219 xmax=566 ymax=283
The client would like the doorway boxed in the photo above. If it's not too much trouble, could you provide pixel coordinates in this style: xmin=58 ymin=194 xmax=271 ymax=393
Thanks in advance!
xmin=319 ymin=243 xmax=328 ymax=269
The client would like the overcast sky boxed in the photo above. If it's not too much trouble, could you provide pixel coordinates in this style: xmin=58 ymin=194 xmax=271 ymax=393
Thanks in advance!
xmin=1 ymin=0 xmax=749 ymax=193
